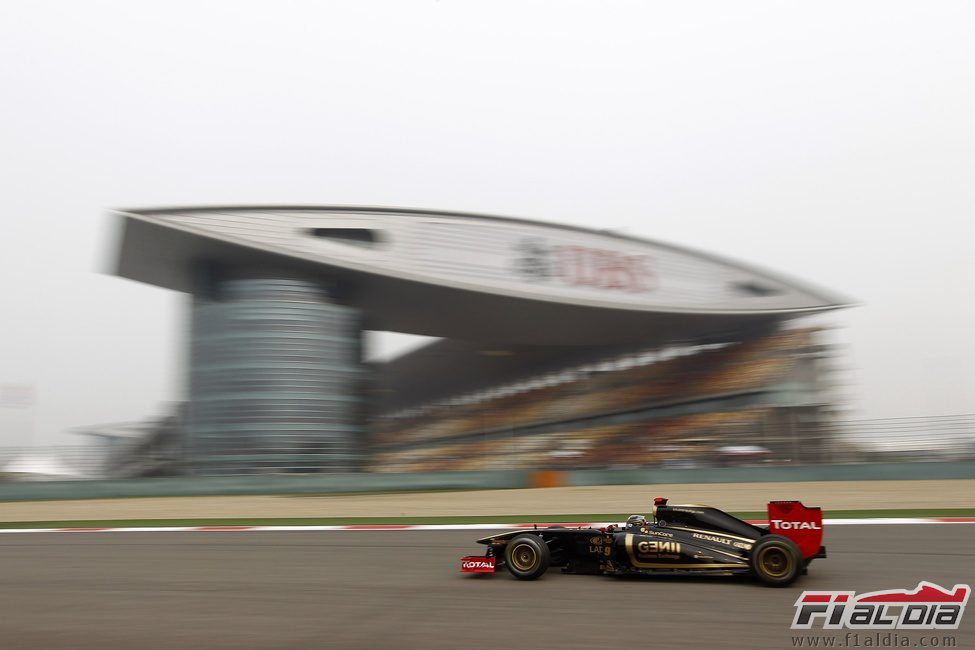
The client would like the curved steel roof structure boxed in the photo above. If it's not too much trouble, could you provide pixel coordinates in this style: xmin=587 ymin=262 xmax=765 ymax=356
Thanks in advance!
xmin=114 ymin=205 xmax=850 ymax=346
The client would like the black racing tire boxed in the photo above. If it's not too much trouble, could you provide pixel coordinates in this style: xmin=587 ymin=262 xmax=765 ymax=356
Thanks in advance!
xmin=749 ymin=535 xmax=802 ymax=587
xmin=504 ymin=534 xmax=550 ymax=580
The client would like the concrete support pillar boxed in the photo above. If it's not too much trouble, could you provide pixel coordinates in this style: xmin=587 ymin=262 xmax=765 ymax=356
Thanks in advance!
xmin=187 ymin=268 xmax=363 ymax=475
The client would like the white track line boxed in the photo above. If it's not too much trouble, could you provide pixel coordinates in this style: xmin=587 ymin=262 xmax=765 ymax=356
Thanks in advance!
xmin=0 ymin=517 xmax=971 ymax=533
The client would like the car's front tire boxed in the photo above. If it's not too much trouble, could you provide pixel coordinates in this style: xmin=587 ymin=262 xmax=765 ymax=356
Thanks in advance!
xmin=749 ymin=535 xmax=802 ymax=587
xmin=504 ymin=534 xmax=550 ymax=580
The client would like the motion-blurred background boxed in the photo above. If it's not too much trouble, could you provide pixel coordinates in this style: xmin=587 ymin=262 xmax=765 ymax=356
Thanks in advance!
xmin=0 ymin=1 xmax=972 ymax=492
xmin=2 ymin=4 xmax=975 ymax=650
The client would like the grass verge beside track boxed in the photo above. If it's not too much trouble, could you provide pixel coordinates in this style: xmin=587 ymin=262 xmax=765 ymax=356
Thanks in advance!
xmin=1 ymin=508 xmax=974 ymax=529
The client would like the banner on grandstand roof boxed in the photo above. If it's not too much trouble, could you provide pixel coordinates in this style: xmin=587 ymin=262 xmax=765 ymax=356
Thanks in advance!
xmin=405 ymin=221 xmax=770 ymax=309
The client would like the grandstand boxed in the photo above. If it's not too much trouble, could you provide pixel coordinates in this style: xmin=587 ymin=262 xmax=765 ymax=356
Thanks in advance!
xmin=73 ymin=407 xmax=185 ymax=478
xmin=101 ymin=205 xmax=850 ymax=477
xmin=369 ymin=327 xmax=836 ymax=472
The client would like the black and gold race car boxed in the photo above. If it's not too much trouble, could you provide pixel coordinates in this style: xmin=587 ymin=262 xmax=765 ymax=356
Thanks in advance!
xmin=460 ymin=498 xmax=826 ymax=587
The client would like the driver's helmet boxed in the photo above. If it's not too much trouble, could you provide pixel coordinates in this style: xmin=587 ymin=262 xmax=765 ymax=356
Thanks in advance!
xmin=626 ymin=514 xmax=647 ymax=528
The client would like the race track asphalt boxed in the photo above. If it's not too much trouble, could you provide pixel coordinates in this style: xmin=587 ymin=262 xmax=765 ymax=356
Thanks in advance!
xmin=0 ymin=526 xmax=972 ymax=650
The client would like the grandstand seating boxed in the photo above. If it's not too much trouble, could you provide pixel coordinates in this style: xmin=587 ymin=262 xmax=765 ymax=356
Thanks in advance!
xmin=370 ymin=410 xmax=775 ymax=472
xmin=368 ymin=328 xmax=820 ymax=472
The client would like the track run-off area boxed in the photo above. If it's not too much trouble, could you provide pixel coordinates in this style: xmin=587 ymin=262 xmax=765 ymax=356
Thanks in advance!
xmin=0 ymin=524 xmax=972 ymax=650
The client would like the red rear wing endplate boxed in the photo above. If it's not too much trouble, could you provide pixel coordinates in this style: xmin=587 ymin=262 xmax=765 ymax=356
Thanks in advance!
xmin=767 ymin=500 xmax=824 ymax=559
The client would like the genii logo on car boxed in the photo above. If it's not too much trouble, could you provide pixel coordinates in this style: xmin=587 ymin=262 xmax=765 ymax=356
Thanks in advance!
xmin=460 ymin=556 xmax=496 ymax=573
xmin=792 ymin=582 xmax=970 ymax=630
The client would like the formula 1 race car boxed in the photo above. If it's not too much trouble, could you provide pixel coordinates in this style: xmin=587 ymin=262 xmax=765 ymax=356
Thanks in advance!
xmin=460 ymin=498 xmax=825 ymax=587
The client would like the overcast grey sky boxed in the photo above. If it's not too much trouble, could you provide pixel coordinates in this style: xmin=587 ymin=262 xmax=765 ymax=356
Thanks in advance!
xmin=1 ymin=1 xmax=973 ymax=445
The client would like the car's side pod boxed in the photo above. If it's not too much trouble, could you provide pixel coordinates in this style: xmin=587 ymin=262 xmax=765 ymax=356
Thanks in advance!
xmin=767 ymin=501 xmax=825 ymax=560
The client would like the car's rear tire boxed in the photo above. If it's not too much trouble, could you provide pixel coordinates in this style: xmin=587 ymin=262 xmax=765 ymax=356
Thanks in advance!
xmin=504 ymin=534 xmax=550 ymax=580
xmin=749 ymin=535 xmax=802 ymax=587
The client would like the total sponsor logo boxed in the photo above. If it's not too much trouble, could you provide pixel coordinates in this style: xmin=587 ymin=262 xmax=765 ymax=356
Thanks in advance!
xmin=791 ymin=582 xmax=970 ymax=630
xmin=460 ymin=557 xmax=496 ymax=573
xmin=771 ymin=519 xmax=822 ymax=531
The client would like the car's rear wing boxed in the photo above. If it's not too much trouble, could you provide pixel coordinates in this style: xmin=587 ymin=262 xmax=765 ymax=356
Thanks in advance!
xmin=767 ymin=501 xmax=825 ymax=559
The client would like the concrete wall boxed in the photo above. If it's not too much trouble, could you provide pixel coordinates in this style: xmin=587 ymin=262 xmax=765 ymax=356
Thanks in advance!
xmin=566 ymin=461 xmax=975 ymax=486
xmin=0 ymin=471 xmax=529 ymax=501
xmin=0 ymin=462 xmax=972 ymax=502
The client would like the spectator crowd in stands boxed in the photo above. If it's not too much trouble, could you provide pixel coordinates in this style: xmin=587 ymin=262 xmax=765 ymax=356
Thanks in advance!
xmin=369 ymin=328 xmax=820 ymax=472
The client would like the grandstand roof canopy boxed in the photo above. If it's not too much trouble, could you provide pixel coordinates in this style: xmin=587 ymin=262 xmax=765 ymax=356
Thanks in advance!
xmin=115 ymin=205 xmax=849 ymax=347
